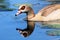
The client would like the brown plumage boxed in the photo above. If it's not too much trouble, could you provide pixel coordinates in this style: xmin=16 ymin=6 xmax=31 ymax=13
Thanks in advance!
xmin=15 ymin=4 xmax=60 ymax=21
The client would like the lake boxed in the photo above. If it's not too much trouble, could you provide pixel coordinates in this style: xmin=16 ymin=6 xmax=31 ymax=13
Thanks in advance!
xmin=0 ymin=0 xmax=60 ymax=40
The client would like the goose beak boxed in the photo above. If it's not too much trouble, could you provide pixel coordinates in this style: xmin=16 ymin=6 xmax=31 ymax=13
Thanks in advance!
xmin=15 ymin=11 xmax=22 ymax=16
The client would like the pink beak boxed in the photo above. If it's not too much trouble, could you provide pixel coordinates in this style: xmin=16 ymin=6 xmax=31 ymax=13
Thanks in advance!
xmin=15 ymin=11 xmax=22 ymax=16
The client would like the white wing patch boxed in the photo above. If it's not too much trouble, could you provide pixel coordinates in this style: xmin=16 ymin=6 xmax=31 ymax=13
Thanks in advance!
xmin=45 ymin=9 xmax=60 ymax=21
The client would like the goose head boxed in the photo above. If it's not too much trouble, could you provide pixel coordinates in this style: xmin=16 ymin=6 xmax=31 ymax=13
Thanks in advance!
xmin=15 ymin=4 xmax=33 ymax=16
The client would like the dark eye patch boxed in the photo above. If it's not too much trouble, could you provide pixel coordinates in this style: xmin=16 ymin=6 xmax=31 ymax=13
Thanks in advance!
xmin=20 ymin=6 xmax=25 ymax=10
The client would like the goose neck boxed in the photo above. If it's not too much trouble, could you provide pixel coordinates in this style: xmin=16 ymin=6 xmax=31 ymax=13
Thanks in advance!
xmin=26 ymin=9 xmax=35 ymax=19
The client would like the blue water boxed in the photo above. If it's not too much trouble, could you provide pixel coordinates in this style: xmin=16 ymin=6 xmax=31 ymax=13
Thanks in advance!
xmin=0 ymin=0 xmax=60 ymax=40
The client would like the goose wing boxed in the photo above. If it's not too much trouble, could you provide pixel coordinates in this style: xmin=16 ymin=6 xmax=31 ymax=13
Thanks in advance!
xmin=38 ymin=4 xmax=60 ymax=17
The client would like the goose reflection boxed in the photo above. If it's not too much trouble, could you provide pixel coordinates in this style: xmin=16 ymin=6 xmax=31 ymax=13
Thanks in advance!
xmin=16 ymin=21 xmax=35 ymax=37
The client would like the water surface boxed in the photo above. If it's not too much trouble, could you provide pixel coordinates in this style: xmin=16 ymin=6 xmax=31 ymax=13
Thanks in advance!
xmin=0 ymin=0 xmax=60 ymax=40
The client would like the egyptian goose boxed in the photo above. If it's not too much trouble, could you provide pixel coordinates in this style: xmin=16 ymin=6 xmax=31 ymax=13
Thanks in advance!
xmin=15 ymin=4 xmax=60 ymax=21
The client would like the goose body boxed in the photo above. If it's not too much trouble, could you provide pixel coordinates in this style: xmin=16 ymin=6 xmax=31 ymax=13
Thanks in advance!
xmin=15 ymin=4 xmax=60 ymax=21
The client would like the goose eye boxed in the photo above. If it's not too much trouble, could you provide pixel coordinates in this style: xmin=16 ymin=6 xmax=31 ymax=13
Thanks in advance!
xmin=20 ymin=6 xmax=25 ymax=10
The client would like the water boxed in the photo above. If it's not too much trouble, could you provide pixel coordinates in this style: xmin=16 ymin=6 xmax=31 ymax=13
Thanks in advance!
xmin=0 ymin=0 xmax=60 ymax=40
